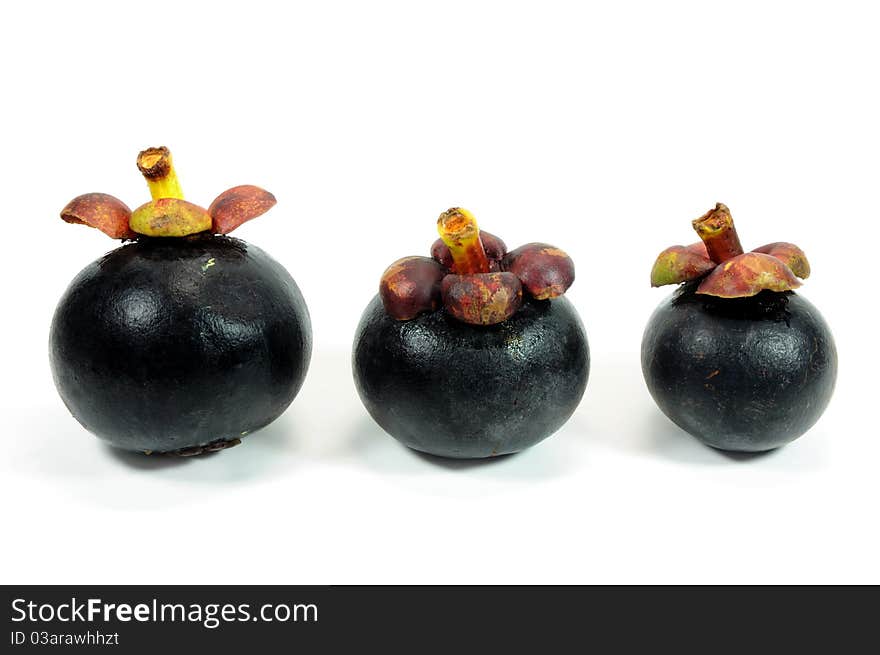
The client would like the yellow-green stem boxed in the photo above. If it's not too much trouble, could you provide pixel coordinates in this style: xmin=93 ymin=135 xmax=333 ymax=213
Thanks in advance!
xmin=137 ymin=146 xmax=184 ymax=200
xmin=437 ymin=207 xmax=490 ymax=274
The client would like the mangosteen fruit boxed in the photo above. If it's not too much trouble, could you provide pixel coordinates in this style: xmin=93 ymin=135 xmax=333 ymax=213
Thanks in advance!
xmin=50 ymin=147 xmax=311 ymax=455
xmin=642 ymin=203 xmax=836 ymax=452
xmin=353 ymin=207 xmax=589 ymax=459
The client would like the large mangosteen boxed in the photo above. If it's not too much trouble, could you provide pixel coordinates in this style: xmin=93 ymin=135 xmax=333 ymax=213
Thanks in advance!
xmin=642 ymin=203 xmax=836 ymax=452
xmin=353 ymin=207 xmax=589 ymax=459
xmin=50 ymin=147 xmax=312 ymax=455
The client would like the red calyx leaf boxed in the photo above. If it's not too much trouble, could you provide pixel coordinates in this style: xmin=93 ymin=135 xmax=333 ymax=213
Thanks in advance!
xmin=696 ymin=252 xmax=801 ymax=298
xmin=685 ymin=242 xmax=710 ymax=257
xmin=431 ymin=230 xmax=507 ymax=270
xmin=209 ymin=185 xmax=277 ymax=234
xmin=502 ymin=243 xmax=575 ymax=299
xmin=752 ymin=242 xmax=810 ymax=279
xmin=60 ymin=193 xmax=135 ymax=239
xmin=650 ymin=242 xmax=715 ymax=287
xmin=380 ymin=256 xmax=446 ymax=320
xmin=441 ymin=272 xmax=523 ymax=326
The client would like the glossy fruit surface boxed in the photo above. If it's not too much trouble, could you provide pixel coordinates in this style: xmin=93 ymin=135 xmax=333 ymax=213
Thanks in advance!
xmin=353 ymin=295 xmax=589 ymax=458
xmin=641 ymin=283 xmax=836 ymax=452
xmin=50 ymin=235 xmax=311 ymax=454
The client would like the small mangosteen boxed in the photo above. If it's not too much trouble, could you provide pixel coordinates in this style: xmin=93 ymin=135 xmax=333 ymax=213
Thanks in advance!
xmin=353 ymin=208 xmax=589 ymax=459
xmin=642 ymin=203 xmax=836 ymax=452
xmin=50 ymin=147 xmax=312 ymax=455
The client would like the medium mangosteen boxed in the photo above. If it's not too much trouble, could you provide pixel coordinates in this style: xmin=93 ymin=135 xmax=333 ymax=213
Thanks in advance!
xmin=642 ymin=203 xmax=836 ymax=452
xmin=353 ymin=207 xmax=589 ymax=459
xmin=50 ymin=147 xmax=312 ymax=455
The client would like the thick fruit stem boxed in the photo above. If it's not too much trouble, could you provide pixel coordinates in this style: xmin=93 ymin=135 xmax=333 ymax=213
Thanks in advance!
xmin=437 ymin=207 xmax=490 ymax=274
xmin=137 ymin=146 xmax=184 ymax=200
xmin=692 ymin=203 xmax=744 ymax=264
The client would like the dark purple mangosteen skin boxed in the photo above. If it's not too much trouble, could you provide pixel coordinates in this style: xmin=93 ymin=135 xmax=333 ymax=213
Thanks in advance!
xmin=50 ymin=235 xmax=312 ymax=453
xmin=641 ymin=282 xmax=836 ymax=452
xmin=352 ymin=295 xmax=589 ymax=459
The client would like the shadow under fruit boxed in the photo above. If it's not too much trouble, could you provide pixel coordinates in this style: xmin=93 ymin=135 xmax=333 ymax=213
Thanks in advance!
xmin=642 ymin=203 xmax=836 ymax=452
xmin=50 ymin=147 xmax=311 ymax=455
xmin=353 ymin=207 xmax=589 ymax=459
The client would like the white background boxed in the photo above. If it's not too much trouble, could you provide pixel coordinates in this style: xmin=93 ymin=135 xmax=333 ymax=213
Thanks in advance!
xmin=1 ymin=1 xmax=877 ymax=584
